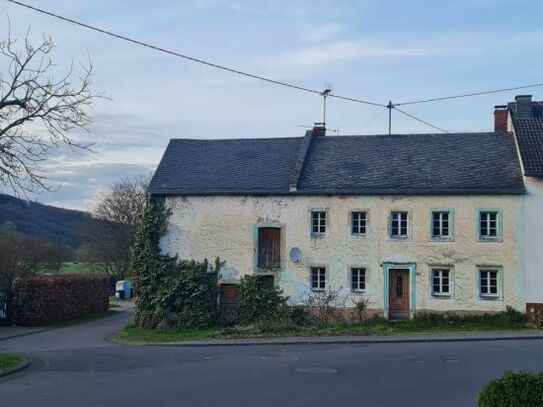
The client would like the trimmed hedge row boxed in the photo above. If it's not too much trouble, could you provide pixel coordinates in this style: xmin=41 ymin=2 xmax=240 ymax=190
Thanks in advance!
xmin=13 ymin=274 xmax=110 ymax=326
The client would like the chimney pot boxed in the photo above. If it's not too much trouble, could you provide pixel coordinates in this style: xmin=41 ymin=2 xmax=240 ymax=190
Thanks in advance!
xmin=312 ymin=122 xmax=326 ymax=137
xmin=494 ymin=105 xmax=508 ymax=132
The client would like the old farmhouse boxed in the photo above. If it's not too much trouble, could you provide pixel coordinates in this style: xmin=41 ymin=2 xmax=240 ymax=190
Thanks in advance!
xmin=149 ymin=96 xmax=543 ymax=319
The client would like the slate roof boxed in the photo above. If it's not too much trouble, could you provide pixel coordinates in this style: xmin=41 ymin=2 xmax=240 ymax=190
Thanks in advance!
xmin=509 ymin=100 xmax=543 ymax=176
xmin=150 ymin=137 xmax=303 ymax=195
xmin=149 ymin=132 xmax=525 ymax=196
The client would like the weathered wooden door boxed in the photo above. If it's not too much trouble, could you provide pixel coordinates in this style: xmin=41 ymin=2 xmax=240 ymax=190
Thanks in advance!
xmin=258 ymin=227 xmax=281 ymax=269
xmin=388 ymin=269 xmax=410 ymax=320
xmin=219 ymin=284 xmax=239 ymax=326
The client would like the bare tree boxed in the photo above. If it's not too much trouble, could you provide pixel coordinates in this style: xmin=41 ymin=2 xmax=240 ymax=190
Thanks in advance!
xmin=0 ymin=23 xmax=100 ymax=194
xmin=81 ymin=175 xmax=150 ymax=280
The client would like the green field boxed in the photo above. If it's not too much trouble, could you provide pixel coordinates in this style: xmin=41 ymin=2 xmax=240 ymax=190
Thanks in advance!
xmin=58 ymin=262 xmax=96 ymax=274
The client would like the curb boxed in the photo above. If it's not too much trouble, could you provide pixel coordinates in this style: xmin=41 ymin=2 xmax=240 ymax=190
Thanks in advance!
xmin=0 ymin=328 xmax=52 ymax=342
xmin=126 ymin=333 xmax=543 ymax=347
xmin=0 ymin=359 xmax=31 ymax=378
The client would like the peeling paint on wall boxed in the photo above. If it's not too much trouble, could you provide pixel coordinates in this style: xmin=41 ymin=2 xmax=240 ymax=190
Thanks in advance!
xmin=161 ymin=194 xmax=525 ymax=312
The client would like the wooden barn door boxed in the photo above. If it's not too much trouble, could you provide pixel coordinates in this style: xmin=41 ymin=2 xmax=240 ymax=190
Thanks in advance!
xmin=258 ymin=227 xmax=281 ymax=269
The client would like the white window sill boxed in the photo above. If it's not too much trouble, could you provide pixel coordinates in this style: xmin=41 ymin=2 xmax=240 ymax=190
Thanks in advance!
xmin=431 ymin=293 xmax=452 ymax=298
xmin=352 ymin=289 xmax=367 ymax=294
xmin=479 ymin=294 xmax=501 ymax=300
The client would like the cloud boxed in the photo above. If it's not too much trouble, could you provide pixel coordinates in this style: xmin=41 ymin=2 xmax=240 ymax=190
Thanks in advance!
xmin=300 ymin=23 xmax=342 ymax=42
xmin=37 ymin=162 xmax=154 ymax=211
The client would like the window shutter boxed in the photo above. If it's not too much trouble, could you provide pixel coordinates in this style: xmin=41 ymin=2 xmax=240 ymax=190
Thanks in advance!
xmin=258 ymin=228 xmax=281 ymax=268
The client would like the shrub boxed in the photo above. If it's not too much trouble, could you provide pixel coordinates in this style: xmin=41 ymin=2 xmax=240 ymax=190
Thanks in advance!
xmin=131 ymin=199 xmax=220 ymax=329
xmin=301 ymin=288 xmax=348 ymax=326
xmin=478 ymin=370 xmax=543 ymax=407
xmin=237 ymin=275 xmax=288 ymax=325
xmin=352 ymin=296 xmax=371 ymax=324
xmin=12 ymin=274 xmax=109 ymax=326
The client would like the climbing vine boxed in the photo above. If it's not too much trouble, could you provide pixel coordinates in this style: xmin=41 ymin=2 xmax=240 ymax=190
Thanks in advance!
xmin=130 ymin=199 xmax=220 ymax=329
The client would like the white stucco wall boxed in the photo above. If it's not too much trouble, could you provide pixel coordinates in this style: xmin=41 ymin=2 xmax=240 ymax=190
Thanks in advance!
xmin=161 ymin=195 xmax=524 ymax=314
xmin=524 ymin=177 xmax=543 ymax=304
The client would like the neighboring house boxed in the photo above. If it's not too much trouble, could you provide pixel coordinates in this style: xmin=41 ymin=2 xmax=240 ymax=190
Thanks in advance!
xmin=499 ymin=95 xmax=543 ymax=315
xmin=149 ymin=99 xmax=535 ymax=320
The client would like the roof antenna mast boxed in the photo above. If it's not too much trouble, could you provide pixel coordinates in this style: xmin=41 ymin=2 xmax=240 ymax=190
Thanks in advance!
xmin=387 ymin=100 xmax=394 ymax=135
xmin=321 ymin=85 xmax=332 ymax=126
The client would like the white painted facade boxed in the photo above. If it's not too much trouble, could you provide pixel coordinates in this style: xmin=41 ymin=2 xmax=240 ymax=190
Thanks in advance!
xmin=160 ymin=194 xmax=525 ymax=316
xmin=522 ymin=177 xmax=543 ymax=304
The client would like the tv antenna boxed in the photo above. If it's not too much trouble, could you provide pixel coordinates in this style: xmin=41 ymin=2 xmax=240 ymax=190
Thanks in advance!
xmin=321 ymin=85 xmax=332 ymax=126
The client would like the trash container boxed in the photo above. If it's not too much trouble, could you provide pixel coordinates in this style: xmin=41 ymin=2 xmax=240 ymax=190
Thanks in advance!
xmin=115 ymin=280 xmax=131 ymax=300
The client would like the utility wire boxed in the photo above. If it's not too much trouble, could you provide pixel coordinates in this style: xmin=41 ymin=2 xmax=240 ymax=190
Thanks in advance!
xmin=392 ymin=106 xmax=448 ymax=134
xmin=395 ymin=83 xmax=543 ymax=106
xmin=355 ymin=106 xmax=388 ymax=133
xmin=5 ymin=0 xmax=386 ymax=107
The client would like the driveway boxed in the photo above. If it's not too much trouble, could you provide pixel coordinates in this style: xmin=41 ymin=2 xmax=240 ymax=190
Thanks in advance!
xmin=1 ymin=308 xmax=542 ymax=407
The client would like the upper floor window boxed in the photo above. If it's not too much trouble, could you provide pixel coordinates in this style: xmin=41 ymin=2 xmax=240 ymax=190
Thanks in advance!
xmin=432 ymin=268 xmax=451 ymax=296
xmin=351 ymin=267 xmax=366 ymax=291
xmin=390 ymin=211 xmax=408 ymax=238
xmin=479 ymin=269 xmax=499 ymax=298
xmin=310 ymin=267 xmax=326 ymax=291
xmin=311 ymin=211 xmax=327 ymax=235
xmin=479 ymin=210 xmax=501 ymax=240
xmin=432 ymin=211 xmax=451 ymax=239
xmin=351 ymin=211 xmax=367 ymax=235
xmin=257 ymin=227 xmax=281 ymax=269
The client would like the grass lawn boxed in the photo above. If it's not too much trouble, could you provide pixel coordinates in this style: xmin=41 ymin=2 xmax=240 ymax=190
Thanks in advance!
xmin=112 ymin=324 xmax=218 ymax=343
xmin=0 ymin=354 xmax=23 ymax=372
xmin=112 ymin=312 xmax=536 ymax=344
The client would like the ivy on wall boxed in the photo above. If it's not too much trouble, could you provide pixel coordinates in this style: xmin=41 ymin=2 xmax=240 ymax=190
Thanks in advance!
xmin=130 ymin=199 xmax=220 ymax=329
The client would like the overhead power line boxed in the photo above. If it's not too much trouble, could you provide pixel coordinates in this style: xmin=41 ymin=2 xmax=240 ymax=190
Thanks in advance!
xmin=392 ymin=106 xmax=448 ymax=134
xmin=5 ymin=0 xmax=386 ymax=108
xmin=395 ymin=83 xmax=543 ymax=106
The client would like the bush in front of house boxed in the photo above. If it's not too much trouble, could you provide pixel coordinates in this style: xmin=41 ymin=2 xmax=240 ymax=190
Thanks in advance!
xmin=237 ymin=275 xmax=288 ymax=325
xmin=12 ymin=274 xmax=109 ymax=326
xmin=478 ymin=370 xmax=543 ymax=407
xmin=130 ymin=198 xmax=220 ymax=329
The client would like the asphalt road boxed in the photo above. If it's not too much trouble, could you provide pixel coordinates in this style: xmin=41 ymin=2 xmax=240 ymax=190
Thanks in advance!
xmin=1 ymin=310 xmax=543 ymax=407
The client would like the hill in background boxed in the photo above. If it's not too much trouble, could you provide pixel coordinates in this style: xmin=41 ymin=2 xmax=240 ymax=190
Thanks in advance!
xmin=0 ymin=194 xmax=92 ymax=247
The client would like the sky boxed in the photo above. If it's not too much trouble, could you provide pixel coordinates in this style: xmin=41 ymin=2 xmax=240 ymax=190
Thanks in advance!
xmin=1 ymin=0 xmax=543 ymax=210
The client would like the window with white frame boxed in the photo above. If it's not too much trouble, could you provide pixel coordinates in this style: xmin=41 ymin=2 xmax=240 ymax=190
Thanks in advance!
xmin=351 ymin=267 xmax=366 ymax=291
xmin=351 ymin=211 xmax=367 ymax=235
xmin=432 ymin=211 xmax=450 ymax=239
xmin=310 ymin=267 xmax=326 ymax=290
xmin=432 ymin=269 xmax=451 ymax=296
xmin=480 ymin=269 xmax=499 ymax=297
xmin=479 ymin=211 xmax=499 ymax=238
xmin=311 ymin=211 xmax=327 ymax=235
xmin=390 ymin=211 xmax=408 ymax=237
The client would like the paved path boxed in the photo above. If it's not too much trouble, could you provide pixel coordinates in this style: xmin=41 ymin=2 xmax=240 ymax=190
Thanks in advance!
xmin=1 ymin=310 xmax=543 ymax=407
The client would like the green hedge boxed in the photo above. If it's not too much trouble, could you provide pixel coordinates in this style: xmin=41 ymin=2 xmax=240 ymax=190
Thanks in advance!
xmin=478 ymin=370 xmax=543 ymax=407
xmin=237 ymin=275 xmax=288 ymax=325
xmin=13 ymin=274 xmax=110 ymax=326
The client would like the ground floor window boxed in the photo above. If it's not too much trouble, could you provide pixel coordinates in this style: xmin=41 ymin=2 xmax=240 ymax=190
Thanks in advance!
xmin=479 ymin=269 xmax=499 ymax=297
xmin=311 ymin=267 xmax=326 ymax=291
xmin=351 ymin=267 xmax=366 ymax=291
xmin=432 ymin=269 xmax=451 ymax=296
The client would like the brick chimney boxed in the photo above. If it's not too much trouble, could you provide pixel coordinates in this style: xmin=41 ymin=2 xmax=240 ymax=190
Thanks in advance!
xmin=494 ymin=105 xmax=508 ymax=132
xmin=312 ymin=122 xmax=326 ymax=137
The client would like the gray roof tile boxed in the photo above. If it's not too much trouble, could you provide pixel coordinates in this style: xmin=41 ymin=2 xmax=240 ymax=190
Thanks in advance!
xmin=150 ymin=132 xmax=525 ymax=195
xmin=509 ymin=101 xmax=543 ymax=176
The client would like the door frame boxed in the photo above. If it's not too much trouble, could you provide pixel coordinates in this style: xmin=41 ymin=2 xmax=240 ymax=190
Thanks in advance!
xmin=383 ymin=262 xmax=417 ymax=319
